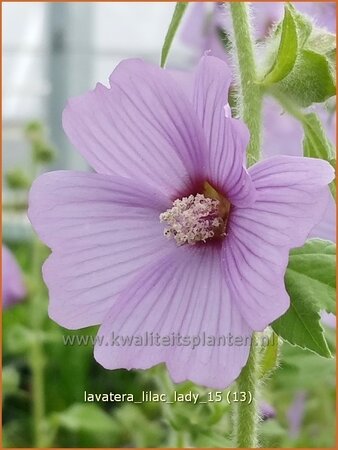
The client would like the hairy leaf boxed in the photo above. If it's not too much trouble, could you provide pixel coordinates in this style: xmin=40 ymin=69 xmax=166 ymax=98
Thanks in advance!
xmin=272 ymin=240 xmax=335 ymax=358
xmin=161 ymin=2 xmax=188 ymax=67
xmin=263 ymin=5 xmax=298 ymax=84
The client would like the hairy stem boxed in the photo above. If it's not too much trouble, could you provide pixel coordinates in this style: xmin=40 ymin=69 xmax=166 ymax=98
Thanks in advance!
xmin=234 ymin=336 xmax=260 ymax=448
xmin=230 ymin=2 xmax=263 ymax=166
xmin=230 ymin=3 xmax=262 ymax=447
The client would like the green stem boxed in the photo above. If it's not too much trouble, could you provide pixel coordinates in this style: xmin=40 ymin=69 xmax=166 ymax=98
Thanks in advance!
xmin=234 ymin=336 xmax=260 ymax=448
xmin=30 ymin=237 xmax=46 ymax=448
xmin=29 ymin=162 xmax=46 ymax=448
xmin=230 ymin=2 xmax=263 ymax=166
xmin=230 ymin=4 xmax=263 ymax=447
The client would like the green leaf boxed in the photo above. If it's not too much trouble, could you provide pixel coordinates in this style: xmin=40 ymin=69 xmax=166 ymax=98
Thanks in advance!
xmin=278 ymin=49 xmax=336 ymax=107
xmin=272 ymin=239 xmax=336 ymax=358
xmin=302 ymin=112 xmax=336 ymax=199
xmin=263 ymin=5 xmax=298 ymax=85
xmin=288 ymin=239 xmax=336 ymax=314
xmin=306 ymin=28 xmax=336 ymax=65
xmin=55 ymin=404 xmax=117 ymax=434
xmin=160 ymin=2 xmax=188 ymax=67
xmin=258 ymin=332 xmax=280 ymax=380
xmin=302 ymin=113 xmax=335 ymax=160
xmin=272 ymin=273 xmax=331 ymax=358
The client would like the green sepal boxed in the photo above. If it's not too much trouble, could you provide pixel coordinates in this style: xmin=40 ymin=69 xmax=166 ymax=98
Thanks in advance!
xmin=263 ymin=5 xmax=298 ymax=85
xmin=262 ymin=4 xmax=336 ymax=106
xmin=277 ymin=49 xmax=336 ymax=107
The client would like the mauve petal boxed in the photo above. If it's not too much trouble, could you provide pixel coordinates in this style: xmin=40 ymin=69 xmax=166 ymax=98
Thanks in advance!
xmin=28 ymin=171 xmax=174 ymax=329
xmin=2 ymin=245 xmax=26 ymax=308
xmin=192 ymin=56 xmax=256 ymax=206
xmin=63 ymin=59 xmax=208 ymax=198
xmin=321 ymin=311 xmax=336 ymax=329
xmin=168 ymin=69 xmax=195 ymax=100
xmin=287 ymin=391 xmax=306 ymax=438
xmin=309 ymin=193 xmax=335 ymax=241
xmin=262 ymin=98 xmax=336 ymax=242
xmin=260 ymin=401 xmax=276 ymax=421
xmin=94 ymin=245 xmax=252 ymax=389
xmin=223 ymin=156 xmax=334 ymax=330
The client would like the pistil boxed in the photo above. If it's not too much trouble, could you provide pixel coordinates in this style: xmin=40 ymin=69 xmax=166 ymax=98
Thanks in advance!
xmin=160 ymin=184 xmax=230 ymax=246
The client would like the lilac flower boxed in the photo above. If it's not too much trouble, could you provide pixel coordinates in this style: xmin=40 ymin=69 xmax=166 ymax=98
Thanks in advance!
xmin=287 ymin=391 xmax=306 ymax=438
xmin=321 ymin=311 xmax=336 ymax=328
xmin=260 ymin=401 xmax=276 ymax=421
xmin=262 ymin=98 xmax=336 ymax=242
xmin=181 ymin=3 xmax=228 ymax=62
xmin=181 ymin=1 xmax=336 ymax=57
xmin=28 ymin=56 xmax=334 ymax=389
xmin=2 ymin=245 xmax=26 ymax=308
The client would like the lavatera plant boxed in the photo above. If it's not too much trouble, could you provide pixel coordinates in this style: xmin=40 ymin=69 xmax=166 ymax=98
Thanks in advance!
xmin=28 ymin=2 xmax=336 ymax=448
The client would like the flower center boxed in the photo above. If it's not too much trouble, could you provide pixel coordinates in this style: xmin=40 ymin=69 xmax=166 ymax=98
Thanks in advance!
xmin=160 ymin=182 xmax=231 ymax=246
